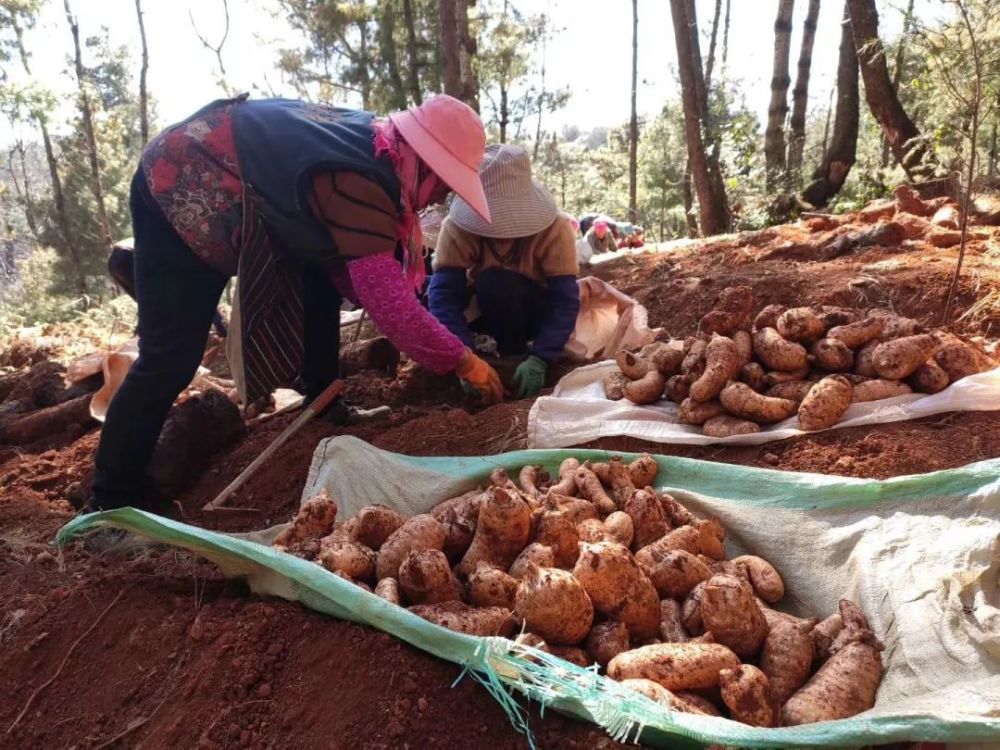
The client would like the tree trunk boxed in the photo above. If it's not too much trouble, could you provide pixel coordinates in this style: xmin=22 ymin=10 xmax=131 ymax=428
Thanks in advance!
xmin=846 ymin=0 xmax=932 ymax=180
xmin=379 ymin=1 xmax=408 ymax=110
xmin=704 ymin=0 xmax=723 ymax=91
xmin=358 ymin=19 xmax=372 ymax=110
xmin=821 ymin=85 xmax=834 ymax=157
xmin=720 ymin=0 xmax=731 ymax=79
xmin=8 ymin=143 xmax=40 ymax=241
xmin=670 ymin=0 xmax=729 ymax=236
xmin=401 ymin=0 xmax=424 ymax=104
xmin=989 ymin=118 xmax=998 ymax=179
xmin=879 ymin=0 xmax=914 ymax=168
xmin=787 ymin=0 xmax=821 ymax=180
xmin=682 ymin=164 xmax=698 ymax=237
xmin=456 ymin=0 xmax=479 ymax=111
xmin=628 ymin=0 xmax=639 ymax=222
xmin=439 ymin=0 xmax=461 ymax=99
xmin=533 ymin=22 xmax=547 ymax=161
xmin=801 ymin=3 xmax=859 ymax=208
xmin=11 ymin=14 xmax=84 ymax=293
xmin=135 ymin=0 xmax=150 ymax=144
xmin=65 ymin=0 xmax=113 ymax=251
xmin=764 ymin=0 xmax=795 ymax=191
xmin=0 ymin=394 xmax=95 ymax=446
xmin=498 ymin=80 xmax=508 ymax=143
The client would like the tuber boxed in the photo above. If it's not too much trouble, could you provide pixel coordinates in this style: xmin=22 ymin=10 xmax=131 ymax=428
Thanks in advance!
xmin=759 ymin=618 xmax=816 ymax=704
xmin=608 ymin=641 xmax=741 ymax=691
xmin=658 ymin=599 xmax=690 ymax=643
xmin=753 ymin=328 xmax=808 ymax=372
xmin=872 ymin=333 xmax=940 ymax=380
xmin=374 ymin=577 xmax=401 ymax=605
xmin=719 ymin=665 xmax=778 ymax=727
xmin=754 ymin=304 xmax=787 ymax=331
xmin=689 ymin=335 xmax=742 ymax=403
xmin=509 ymin=543 xmax=556 ymax=579
xmin=700 ymin=574 xmax=769 ymax=658
xmin=398 ymin=549 xmax=461 ymax=604
xmin=639 ymin=548 xmax=713 ymax=598
xmin=622 ymin=488 xmax=669 ymax=550
xmin=467 ymin=562 xmax=518 ymax=608
xmin=409 ymin=601 xmax=515 ymax=637
xmin=572 ymin=541 xmax=660 ymax=640
xmin=348 ymin=505 xmax=406 ymax=551
xmin=810 ymin=338 xmax=854 ymax=372
xmin=534 ymin=508 xmax=580 ymax=568
xmin=827 ymin=317 xmax=884 ymax=349
xmin=513 ymin=563 xmax=593 ymax=645
xmin=319 ymin=540 xmax=377 ymax=583
xmin=782 ymin=600 xmax=883 ymax=725
xmin=616 ymin=349 xmax=651 ymax=380
xmin=731 ymin=555 xmax=784 ymax=603
xmin=851 ymin=378 xmax=912 ymax=402
xmin=798 ymin=375 xmax=853 ymax=432
xmin=720 ymin=381 xmax=797 ymax=424
xmin=604 ymin=511 xmax=635 ymax=548
xmin=376 ymin=514 xmax=446 ymax=581
xmin=702 ymin=415 xmax=760 ymax=437
xmin=777 ymin=307 xmax=826 ymax=344
xmin=273 ymin=492 xmax=339 ymax=551
xmin=907 ymin=359 xmax=949 ymax=394
xmin=624 ymin=370 xmax=667 ymax=405
xmin=677 ymin=398 xmax=727 ymax=426
xmin=604 ymin=370 xmax=630 ymax=400
xmin=586 ymin=620 xmax=631 ymax=667
xmin=456 ymin=487 xmax=533 ymax=577
xmin=664 ymin=374 xmax=692 ymax=403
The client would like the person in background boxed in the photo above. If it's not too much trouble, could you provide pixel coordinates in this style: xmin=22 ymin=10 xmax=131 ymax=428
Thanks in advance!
xmin=428 ymin=144 xmax=580 ymax=399
xmin=585 ymin=219 xmax=618 ymax=256
xmin=620 ymin=225 xmax=646 ymax=249
xmin=88 ymin=93 xmax=501 ymax=514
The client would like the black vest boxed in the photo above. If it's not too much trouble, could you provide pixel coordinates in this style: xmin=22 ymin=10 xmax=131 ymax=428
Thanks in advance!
xmin=232 ymin=98 xmax=402 ymax=261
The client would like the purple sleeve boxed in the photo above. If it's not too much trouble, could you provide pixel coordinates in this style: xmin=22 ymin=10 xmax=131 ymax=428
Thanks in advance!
xmin=346 ymin=252 xmax=465 ymax=374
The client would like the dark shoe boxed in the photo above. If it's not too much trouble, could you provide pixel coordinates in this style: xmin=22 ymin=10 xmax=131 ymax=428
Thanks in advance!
xmin=81 ymin=527 xmax=139 ymax=554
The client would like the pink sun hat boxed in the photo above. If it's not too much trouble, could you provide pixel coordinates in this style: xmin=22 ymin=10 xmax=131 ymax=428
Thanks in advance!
xmin=389 ymin=94 xmax=491 ymax=223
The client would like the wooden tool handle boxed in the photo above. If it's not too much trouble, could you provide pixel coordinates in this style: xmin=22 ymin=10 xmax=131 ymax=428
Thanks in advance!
xmin=202 ymin=379 xmax=345 ymax=511
xmin=305 ymin=378 xmax=344 ymax=417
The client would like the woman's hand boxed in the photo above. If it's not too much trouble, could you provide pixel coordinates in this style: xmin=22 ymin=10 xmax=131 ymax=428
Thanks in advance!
xmin=454 ymin=348 xmax=503 ymax=404
xmin=513 ymin=355 xmax=547 ymax=398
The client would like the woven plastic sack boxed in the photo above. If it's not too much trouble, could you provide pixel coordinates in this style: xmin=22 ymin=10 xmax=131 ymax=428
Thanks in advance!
xmin=60 ymin=437 xmax=1000 ymax=748
xmin=528 ymin=361 xmax=1000 ymax=447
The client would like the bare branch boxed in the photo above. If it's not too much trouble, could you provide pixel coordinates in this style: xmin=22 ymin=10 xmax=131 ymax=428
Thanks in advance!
xmin=190 ymin=0 xmax=230 ymax=82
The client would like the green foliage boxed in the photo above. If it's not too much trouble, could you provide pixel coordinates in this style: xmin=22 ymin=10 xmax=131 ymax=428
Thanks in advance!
xmin=0 ymin=246 xmax=71 ymax=332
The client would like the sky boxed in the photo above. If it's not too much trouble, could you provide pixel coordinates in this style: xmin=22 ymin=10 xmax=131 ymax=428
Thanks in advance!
xmin=4 ymin=0 xmax=918 ymax=143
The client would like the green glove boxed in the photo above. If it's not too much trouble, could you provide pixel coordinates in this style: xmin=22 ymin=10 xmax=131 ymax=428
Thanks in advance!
xmin=461 ymin=379 xmax=482 ymax=399
xmin=513 ymin=355 xmax=547 ymax=398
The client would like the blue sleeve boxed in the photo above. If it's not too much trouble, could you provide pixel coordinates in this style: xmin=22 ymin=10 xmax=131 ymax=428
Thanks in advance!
xmin=427 ymin=267 xmax=475 ymax=349
xmin=530 ymin=275 xmax=581 ymax=363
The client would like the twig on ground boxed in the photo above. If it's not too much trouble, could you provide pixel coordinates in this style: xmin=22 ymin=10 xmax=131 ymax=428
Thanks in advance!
xmin=6 ymin=588 xmax=126 ymax=736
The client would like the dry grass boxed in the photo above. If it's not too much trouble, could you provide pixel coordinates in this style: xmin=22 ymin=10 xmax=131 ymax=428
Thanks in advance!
xmin=957 ymin=288 xmax=1000 ymax=334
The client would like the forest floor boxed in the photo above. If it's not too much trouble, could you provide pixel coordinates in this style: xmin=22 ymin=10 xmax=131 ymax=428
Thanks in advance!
xmin=1 ymin=203 xmax=998 ymax=749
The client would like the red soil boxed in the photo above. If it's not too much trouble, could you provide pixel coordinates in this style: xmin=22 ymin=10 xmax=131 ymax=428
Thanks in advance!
xmin=2 ymin=214 xmax=999 ymax=748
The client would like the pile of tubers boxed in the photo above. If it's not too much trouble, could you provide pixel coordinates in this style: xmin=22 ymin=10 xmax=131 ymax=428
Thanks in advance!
xmin=604 ymin=286 xmax=996 ymax=436
xmin=273 ymin=455 xmax=884 ymax=727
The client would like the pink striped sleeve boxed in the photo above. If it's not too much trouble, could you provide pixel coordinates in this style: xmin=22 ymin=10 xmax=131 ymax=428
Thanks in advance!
xmin=346 ymin=252 xmax=465 ymax=374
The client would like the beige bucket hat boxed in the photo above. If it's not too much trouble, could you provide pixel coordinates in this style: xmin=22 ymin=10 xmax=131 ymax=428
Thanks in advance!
xmin=449 ymin=144 xmax=558 ymax=239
